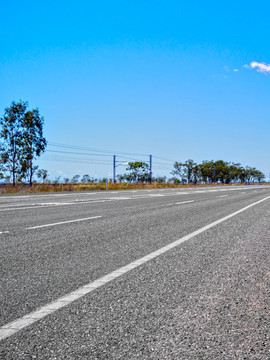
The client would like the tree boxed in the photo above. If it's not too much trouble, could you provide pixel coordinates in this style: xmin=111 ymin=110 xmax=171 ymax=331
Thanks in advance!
xmin=199 ymin=160 xmax=215 ymax=183
xmin=253 ymin=170 xmax=265 ymax=183
xmin=0 ymin=101 xmax=27 ymax=185
xmin=121 ymin=162 xmax=150 ymax=183
xmin=21 ymin=108 xmax=47 ymax=185
xmin=171 ymin=162 xmax=185 ymax=183
xmin=0 ymin=101 xmax=47 ymax=186
xmin=172 ymin=160 xmax=199 ymax=184
xmin=183 ymin=159 xmax=197 ymax=183
xmin=36 ymin=169 xmax=49 ymax=183
xmin=81 ymin=174 xmax=94 ymax=183
xmin=71 ymin=174 xmax=80 ymax=183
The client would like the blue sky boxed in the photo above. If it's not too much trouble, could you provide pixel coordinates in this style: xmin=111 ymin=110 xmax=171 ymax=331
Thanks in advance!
xmin=1 ymin=1 xmax=270 ymax=180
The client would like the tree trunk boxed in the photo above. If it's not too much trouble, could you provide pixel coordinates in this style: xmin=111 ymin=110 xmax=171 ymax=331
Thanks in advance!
xmin=29 ymin=159 xmax=33 ymax=186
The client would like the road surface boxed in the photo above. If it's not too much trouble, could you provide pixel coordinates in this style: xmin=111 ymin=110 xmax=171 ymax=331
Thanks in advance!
xmin=0 ymin=186 xmax=270 ymax=359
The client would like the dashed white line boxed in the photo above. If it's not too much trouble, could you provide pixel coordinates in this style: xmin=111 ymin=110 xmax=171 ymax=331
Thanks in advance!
xmin=217 ymin=195 xmax=228 ymax=198
xmin=26 ymin=216 xmax=102 ymax=230
xmin=0 ymin=231 xmax=9 ymax=235
xmin=174 ymin=200 xmax=195 ymax=205
xmin=1 ymin=195 xmax=269 ymax=341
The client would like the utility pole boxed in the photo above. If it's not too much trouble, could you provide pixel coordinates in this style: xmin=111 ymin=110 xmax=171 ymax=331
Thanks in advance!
xmin=113 ymin=155 xmax=116 ymax=183
xmin=149 ymin=154 xmax=152 ymax=183
xmin=214 ymin=165 xmax=216 ymax=183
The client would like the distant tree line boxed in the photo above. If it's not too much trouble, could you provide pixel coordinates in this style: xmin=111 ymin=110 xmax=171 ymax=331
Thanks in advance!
xmin=117 ymin=159 xmax=265 ymax=184
xmin=25 ymin=160 xmax=265 ymax=185
xmin=0 ymin=101 xmax=46 ymax=186
xmin=171 ymin=159 xmax=265 ymax=184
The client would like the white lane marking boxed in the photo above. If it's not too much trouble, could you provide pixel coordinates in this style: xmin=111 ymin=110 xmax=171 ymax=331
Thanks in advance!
xmin=79 ymin=200 xmax=107 ymax=204
xmin=0 ymin=231 xmax=9 ymax=235
xmin=0 ymin=194 xmax=81 ymax=200
xmin=147 ymin=194 xmax=165 ymax=197
xmin=109 ymin=197 xmax=132 ymax=200
xmin=0 ymin=200 xmax=108 ymax=211
xmin=38 ymin=202 xmax=73 ymax=206
xmin=217 ymin=195 xmax=228 ymax=198
xmin=0 ymin=205 xmax=59 ymax=212
xmin=1 ymin=195 xmax=269 ymax=341
xmin=168 ymin=200 xmax=194 ymax=206
xmin=174 ymin=200 xmax=194 ymax=205
xmin=26 ymin=216 xmax=102 ymax=230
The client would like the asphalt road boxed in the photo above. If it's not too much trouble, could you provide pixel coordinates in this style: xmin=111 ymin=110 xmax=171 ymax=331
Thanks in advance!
xmin=0 ymin=185 xmax=270 ymax=359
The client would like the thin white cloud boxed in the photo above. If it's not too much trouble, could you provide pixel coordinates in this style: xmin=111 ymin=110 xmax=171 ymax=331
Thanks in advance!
xmin=233 ymin=69 xmax=239 ymax=72
xmin=245 ymin=61 xmax=270 ymax=73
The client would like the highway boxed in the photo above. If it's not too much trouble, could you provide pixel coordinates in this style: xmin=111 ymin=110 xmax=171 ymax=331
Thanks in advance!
xmin=0 ymin=185 xmax=270 ymax=359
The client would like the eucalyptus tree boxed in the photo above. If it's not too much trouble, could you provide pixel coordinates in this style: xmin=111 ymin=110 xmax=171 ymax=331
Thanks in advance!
xmin=0 ymin=101 xmax=27 ymax=185
xmin=122 ymin=162 xmax=150 ymax=182
xmin=21 ymin=108 xmax=47 ymax=185
xmin=36 ymin=169 xmax=49 ymax=183
xmin=0 ymin=101 xmax=47 ymax=186
xmin=171 ymin=162 xmax=185 ymax=183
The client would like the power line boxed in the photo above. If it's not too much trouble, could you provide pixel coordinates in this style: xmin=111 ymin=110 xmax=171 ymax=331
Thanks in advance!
xmin=41 ymin=155 xmax=112 ymax=165
xmin=47 ymin=141 xmax=176 ymax=164
xmin=48 ymin=142 xmax=149 ymax=157
xmin=46 ymin=149 xmax=111 ymax=157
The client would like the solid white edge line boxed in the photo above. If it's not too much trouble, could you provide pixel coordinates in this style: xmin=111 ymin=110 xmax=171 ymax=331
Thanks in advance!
xmin=0 ymin=205 xmax=59 ymax=212
xmin=0 ymin=195 xmax=270 ymax=342
xmin=26 ymin=216 xmax=102 ymax=230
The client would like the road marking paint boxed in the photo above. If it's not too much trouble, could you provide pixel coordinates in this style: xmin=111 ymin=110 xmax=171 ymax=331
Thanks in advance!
xmin=175 ymin=200 xmax=195 ymax=205
xmin=0 ymin=194 xmax=79 ymax=200
xmin=38 ymin=202 xmax=73 ymax=206
xmin=131 ymin=196 xmax=152 ymax=200
xmin=0 ymin=205 xmax=59 ymax=212
xmin=1 ymin=195 xmax=269 ymax=341
xmin=110 ymin=197 xmax=132 ymax=200
xmin=217 ymin=195 xmax=228 ymax=198
xmin=26 ymin=216 xmax=102 ymax=230
xmin=72 ymin=200 xmax=107 ymax=205
xmin=147 ymin=194 xmax=165 ymax=197
xmin=0 ymin=200 xmax=109 ymax=211
xmin=168 ymin=200 xmax=194 ymax=206
xmin=0 ymin=231 xmax=9 ymax=235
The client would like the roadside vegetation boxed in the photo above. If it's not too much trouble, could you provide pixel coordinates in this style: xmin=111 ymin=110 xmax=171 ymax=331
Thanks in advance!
xmin=0 ymin=101 xmax=266 ymax=194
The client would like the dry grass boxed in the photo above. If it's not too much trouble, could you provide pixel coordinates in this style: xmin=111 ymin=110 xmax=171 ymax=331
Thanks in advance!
xmin=0 ymin=181 xmax=267 ymax=194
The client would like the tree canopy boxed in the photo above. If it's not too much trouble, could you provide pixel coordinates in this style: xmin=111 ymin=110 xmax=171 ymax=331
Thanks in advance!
xmin=118 ymin=161 xmax=151 ymax=183
xmin=171 ymin=159 xmax=264 ymax=184
xmin=0 ymin=101 xmax=47 ymax=185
